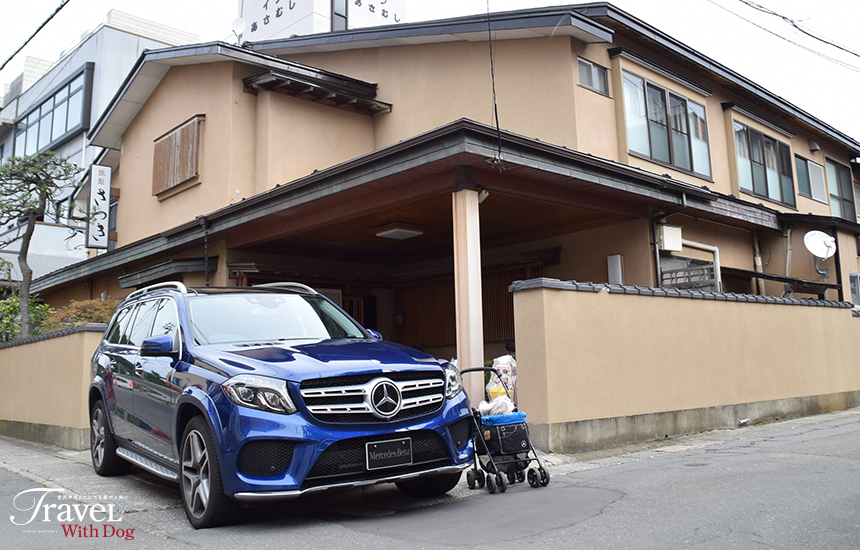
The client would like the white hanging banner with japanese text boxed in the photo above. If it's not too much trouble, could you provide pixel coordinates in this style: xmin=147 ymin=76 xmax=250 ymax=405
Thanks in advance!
xmin=87 ymin=165 xmax=110 ymax=249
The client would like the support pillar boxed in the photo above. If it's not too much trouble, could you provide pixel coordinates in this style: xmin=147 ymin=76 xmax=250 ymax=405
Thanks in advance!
xmin=452 ymin=188 xmax=485 ymax=406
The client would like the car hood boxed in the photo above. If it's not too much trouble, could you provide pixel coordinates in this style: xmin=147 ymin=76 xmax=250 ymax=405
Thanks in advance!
xmin=191 ymin=339 xmax=446 ymax=382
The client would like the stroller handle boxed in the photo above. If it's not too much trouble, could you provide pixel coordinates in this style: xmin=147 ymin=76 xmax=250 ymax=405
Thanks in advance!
xmin=459 ymin=366 xmax=513 ymax=401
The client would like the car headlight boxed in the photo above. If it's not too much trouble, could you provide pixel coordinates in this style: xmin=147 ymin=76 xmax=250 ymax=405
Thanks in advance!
xmin=444 ymin=363 xmax=464 ymax=399
xmin=222 ymin=374 xmax=297 ymax=414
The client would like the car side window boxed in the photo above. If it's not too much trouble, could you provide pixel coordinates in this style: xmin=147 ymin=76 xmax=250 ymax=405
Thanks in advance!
xmin=106 ymin=306 xmax=135 ymax=345
xmin=150 ymin=298 xmax=180 ymax=349
xmin=126 ymin=299 xmax=159 ymax=347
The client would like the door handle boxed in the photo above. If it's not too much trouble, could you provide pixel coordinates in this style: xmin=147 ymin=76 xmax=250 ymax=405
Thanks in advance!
xmin=135 ymin=363 xmax=144 ymax=376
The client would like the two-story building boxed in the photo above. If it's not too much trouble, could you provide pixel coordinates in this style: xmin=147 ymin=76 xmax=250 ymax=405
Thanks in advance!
xmin=26 ymin=3 xmax=860 ymax=449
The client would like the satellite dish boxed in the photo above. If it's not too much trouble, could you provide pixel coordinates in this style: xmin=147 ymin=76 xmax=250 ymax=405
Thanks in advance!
xmin=803 ymin=230 xmax=837 ymax=260
xmin=231 ymin=18 xmax=246 ymax=41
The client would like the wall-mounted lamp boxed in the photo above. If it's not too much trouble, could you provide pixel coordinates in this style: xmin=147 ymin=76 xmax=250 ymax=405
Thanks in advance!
xmin=372 ymin=222 xmax=424 ymax=240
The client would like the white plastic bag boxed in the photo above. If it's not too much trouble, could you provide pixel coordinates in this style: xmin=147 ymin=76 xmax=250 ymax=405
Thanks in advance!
xmin=486 ymin=354 xmax=517 ymax=404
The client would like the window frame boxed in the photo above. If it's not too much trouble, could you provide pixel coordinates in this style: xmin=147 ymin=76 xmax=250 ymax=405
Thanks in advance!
xmin=850 ymin=272 xmax=860 ymax=307
xmin=794 ymin=155 xmax=828 ymax=203
xmin=577 ymin=57 xmax=609 ymax=96
xmin=621 ymin=69 xmax=712 ymax=179
xmin=332 ymin=0 xmax=347 ymax=31
xmin=733 ymin=120 xmax=796 ymax=208
xmin=824 ymin=158 xmax=856 ymax=221
xmin=12 ymin=63 xmax=94 ymax=157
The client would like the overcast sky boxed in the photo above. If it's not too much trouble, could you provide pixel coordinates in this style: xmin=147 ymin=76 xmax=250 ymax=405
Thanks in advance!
xmin=1 ymin=0 xmax=859 ymax=142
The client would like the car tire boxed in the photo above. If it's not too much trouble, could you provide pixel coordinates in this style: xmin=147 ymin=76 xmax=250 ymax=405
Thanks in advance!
xmin=180 ymin=416 xmax=242 ymax=529
xmin=90 ymin=399 xmax=131 ymax=477
xmin=395 ymin=472 xmax=462 ymax=498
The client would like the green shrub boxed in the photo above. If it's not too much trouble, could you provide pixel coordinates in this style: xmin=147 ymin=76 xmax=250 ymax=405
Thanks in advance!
xmin=42 ymin=298 xmax=120 ymax=333
xmin=0 ymin=295 xmax=54 ymax=341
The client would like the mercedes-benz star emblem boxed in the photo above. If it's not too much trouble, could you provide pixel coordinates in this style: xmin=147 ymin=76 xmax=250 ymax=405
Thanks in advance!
xmin=370 ymin=380 xmax=402 ymax=419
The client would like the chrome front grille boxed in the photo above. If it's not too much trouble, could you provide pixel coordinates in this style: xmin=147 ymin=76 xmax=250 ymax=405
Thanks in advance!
xmin=300 ymin=371 xmax=445 ymax=423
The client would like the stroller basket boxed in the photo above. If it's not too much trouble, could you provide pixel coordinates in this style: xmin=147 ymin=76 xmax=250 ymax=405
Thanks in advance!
xmin=480 ymin=412 xmax=529 ymax=456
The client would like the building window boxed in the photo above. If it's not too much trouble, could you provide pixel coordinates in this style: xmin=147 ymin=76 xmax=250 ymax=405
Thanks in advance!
xmin=733 ymin=121 xmax=795 ymax=207
xmin=622 ymin=70 xmax=711 ymax=178
xmin=332 ymin=0 xmax=347 ymax=31
xmin=850 ymin=272 xmax=860 ymax=307
xmin=578 ymin=58 xmax=608 ymax=95
xmin=854 ymin=182 xmax=860 ymax=221
xmin=153 ymin=115 xmax=202 ymax=196
xmin=13 ymin=66 xmax=92 ymax=157
xmin=825 ymin=159 xmax=856 ymax=221
xmin=795 ymin=156 xmax=827 ymax=203
xmin=108 ymin=196 xmax=118 ymax=251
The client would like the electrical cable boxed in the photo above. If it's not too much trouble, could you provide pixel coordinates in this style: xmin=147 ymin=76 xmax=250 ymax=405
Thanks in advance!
xmin=736 ymin=0 xmax=860 ymax=60
xmin=485 ymin=1 xmax=505 ymax=172
xmin=705 ymin=0 xmax=860 ymax=73
xmin=0 ymin=0 xmax=74 ymax=73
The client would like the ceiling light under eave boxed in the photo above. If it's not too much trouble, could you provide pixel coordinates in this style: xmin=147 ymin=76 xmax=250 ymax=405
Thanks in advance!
xmin=373 ymin=223 xmax=424 ymax=240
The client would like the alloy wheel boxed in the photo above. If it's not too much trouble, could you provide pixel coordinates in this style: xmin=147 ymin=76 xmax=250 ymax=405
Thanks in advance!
xmin=182 ymin=429 xmax=211 ymax=519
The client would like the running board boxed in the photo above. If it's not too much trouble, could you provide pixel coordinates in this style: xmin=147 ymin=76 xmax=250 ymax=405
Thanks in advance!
xmin=116 ymin=447 xmax=179 ymax=482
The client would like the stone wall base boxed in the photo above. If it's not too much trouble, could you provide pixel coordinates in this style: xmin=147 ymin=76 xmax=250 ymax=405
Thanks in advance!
xmin=529 ymin=391 xmax=860 ymax=454
xmin=0 ymin=420 xmax=89 ymax=451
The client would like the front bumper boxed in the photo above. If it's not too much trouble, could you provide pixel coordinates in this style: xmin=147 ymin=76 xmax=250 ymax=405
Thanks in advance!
xmin=215 ymin=389 xmax=473 ymax=498
xmin=233 ymin=463 xmax=471 ymax=501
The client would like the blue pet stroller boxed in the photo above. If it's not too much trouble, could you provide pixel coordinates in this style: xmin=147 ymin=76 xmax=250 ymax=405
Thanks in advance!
xmin=460 ymin=367 xmax=550 ymax=493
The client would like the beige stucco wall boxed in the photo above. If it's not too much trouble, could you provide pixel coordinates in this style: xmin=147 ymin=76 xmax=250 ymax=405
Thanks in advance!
xmin=0 ymin=329 xmax=103 ymax=431
xmin=286 ymin=37 xmax=580 ymax=152
xmin=114 ymin=61 xmax=375 ymax=246
xmin=514 ymin=286 xmax=860 ymax=426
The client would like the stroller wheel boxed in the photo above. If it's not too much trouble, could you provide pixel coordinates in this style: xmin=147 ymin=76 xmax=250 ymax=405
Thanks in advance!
xmin=466 ymin=470 xmax=477 ymax=490
xmin=486 ymin=474 xmax=497 ymax=494
xmin=497 ymin=473 xmax=508 ymax=493
xmin=506 ymin=472 xmax=516 ymax=485
xmin=539 ymin=467 xmax=551 ymax=487
xmin=476 ymin=469 xmax=486 ymax=488
xmin=527 ymin=467 xmax=541 ymax=488
xmin=516 ymin=470 xmax=526 ymax=483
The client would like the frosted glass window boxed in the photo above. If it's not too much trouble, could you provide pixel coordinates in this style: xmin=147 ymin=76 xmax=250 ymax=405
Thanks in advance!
xmin=578 ymin=58 xmax=608 ymax=95
xmin=623 ymin=72 xmax=650 ymax=157
xmin=622 ymin=70 xmax=710 ymax=177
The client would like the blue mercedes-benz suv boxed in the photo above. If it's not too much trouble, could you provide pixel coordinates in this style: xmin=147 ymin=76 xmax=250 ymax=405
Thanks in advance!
xmin=89 ymin=282 xmax=473 ymax=528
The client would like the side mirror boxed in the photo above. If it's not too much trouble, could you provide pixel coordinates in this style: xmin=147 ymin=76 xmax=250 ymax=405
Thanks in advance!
xmin=141 ymin=334 xmax=177 ymax=357
xmin=365 ymin=329 xmax=383 ymax=341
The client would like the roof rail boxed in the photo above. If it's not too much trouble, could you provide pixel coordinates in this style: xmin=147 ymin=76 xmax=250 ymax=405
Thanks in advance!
xmin=252 ymin=282 xmax=318 ymax=294
xmin=126 ymin=281 xmax=189 ymax=300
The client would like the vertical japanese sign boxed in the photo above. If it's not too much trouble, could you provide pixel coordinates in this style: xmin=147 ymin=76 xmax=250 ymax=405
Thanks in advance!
xmin=87 ymin=165 xmax=110 ymax=249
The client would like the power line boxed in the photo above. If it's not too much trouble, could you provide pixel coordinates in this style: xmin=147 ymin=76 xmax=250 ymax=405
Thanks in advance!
xmin=737 ymin=0 xmax=860 ymax=60
xmin=705 ymin=0 xmax=860 ymax=74
xmin=0 ymin=0 xmax=74 ymax=73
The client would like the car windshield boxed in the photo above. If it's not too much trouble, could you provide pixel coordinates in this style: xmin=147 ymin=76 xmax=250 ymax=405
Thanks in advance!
xmin=187 ymin=293 xmax=367 ymax=344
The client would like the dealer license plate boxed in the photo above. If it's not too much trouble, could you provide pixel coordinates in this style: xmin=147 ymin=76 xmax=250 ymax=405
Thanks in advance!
xmin=366 ymin=438 xmax=413 ymax=470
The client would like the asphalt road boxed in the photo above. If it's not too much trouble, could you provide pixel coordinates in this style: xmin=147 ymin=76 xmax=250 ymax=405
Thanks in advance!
xmin=1 ymin=407 xmax=859 ymax=549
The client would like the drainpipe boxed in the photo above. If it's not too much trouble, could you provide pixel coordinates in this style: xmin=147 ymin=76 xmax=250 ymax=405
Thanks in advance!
xmin=752 ymin=232 xmax=766 ymax=295
xmin=651 ymin=193 xmax=687 ymax=288
xmin=784 ymin=225 xmax=793 ymax=277
xmin=681 ymin=239 xmax=722 ymax=292
xmin=832 ymin=225 xmax=844 ymax=302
